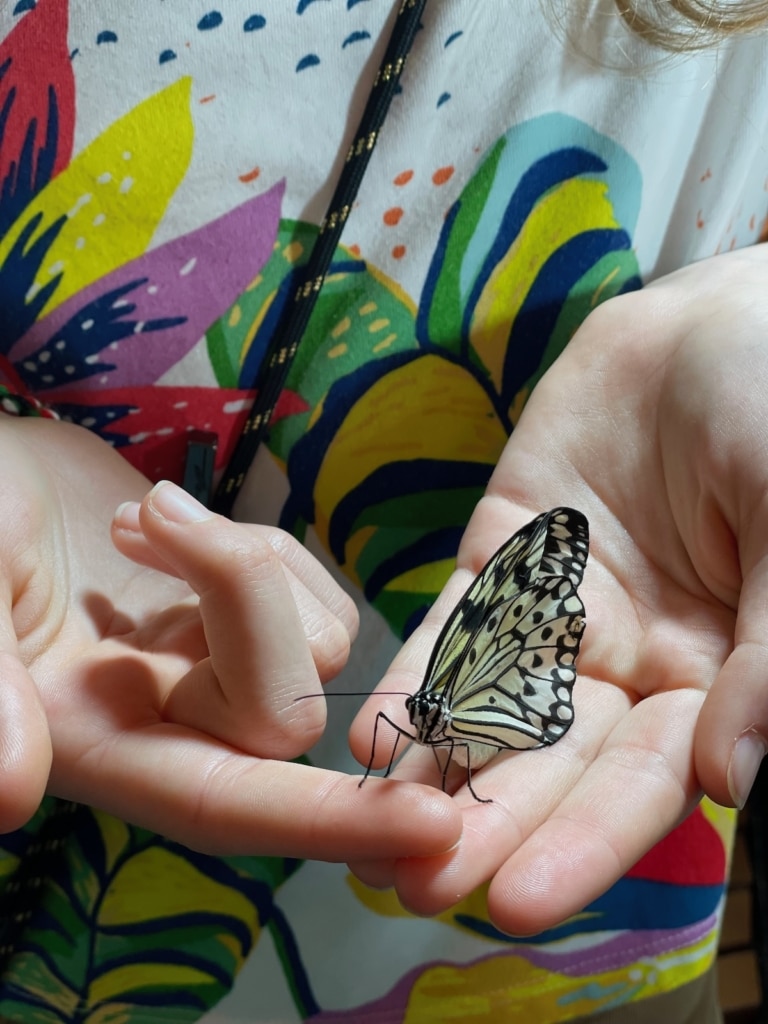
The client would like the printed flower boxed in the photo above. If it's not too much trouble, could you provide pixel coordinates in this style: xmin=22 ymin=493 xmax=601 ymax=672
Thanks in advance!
xmin=0 ymin=0 xmax=298 ymax=484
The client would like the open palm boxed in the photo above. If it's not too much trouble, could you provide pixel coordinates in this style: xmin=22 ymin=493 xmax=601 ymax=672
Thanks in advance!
xmin=349 ymin=247 xmax=768 ymax=934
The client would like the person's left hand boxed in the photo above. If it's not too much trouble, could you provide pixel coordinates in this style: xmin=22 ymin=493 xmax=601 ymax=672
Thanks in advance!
xmin=0 ymin=418 xmax=461 ymax=861
xmin=348 ymin=244 xmax=768 ymax=935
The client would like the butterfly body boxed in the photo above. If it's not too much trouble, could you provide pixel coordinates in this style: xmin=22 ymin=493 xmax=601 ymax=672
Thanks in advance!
xmin=406 ymin=690 xmax=498 ymax=769
xmin=366 ymin=507 xmax=589 ymax=799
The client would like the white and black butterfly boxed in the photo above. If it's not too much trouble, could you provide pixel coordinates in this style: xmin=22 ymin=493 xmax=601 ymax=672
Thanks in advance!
xmin=365 ymin=507 xmax=589 ymax=802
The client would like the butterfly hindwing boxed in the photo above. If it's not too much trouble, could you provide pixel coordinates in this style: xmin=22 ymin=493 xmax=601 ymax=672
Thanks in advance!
xmin=444 ymin=576 xmax=585 ymax=751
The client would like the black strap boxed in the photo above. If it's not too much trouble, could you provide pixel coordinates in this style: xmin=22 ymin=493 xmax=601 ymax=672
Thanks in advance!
xmin=212 ymin=0 xmax=428 ymax=516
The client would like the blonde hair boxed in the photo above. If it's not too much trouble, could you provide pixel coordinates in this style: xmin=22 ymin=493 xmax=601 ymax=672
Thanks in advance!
xmin=613 ymin=1 xmax=768 ymax=49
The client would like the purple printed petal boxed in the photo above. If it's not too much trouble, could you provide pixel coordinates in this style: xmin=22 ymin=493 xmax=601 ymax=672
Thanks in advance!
xmin=11 ymin=180 xmax=285 ymax=390
xmin=308 ymin=916 xmax=718 ymax=1024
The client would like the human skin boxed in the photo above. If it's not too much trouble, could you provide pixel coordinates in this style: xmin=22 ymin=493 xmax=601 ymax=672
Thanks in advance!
xmin=348 ymin=245 xmax=768 ymax=934
xmin=0 ymin=419 xmax=460 ymax=860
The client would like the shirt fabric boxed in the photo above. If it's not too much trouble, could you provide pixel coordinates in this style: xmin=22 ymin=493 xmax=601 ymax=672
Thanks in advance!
xmin=0 ymin=0 xmax=765 ymax=1021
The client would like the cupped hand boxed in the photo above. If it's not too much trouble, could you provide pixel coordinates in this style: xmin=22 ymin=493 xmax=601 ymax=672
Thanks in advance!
xmin=348 ymin=245 xmax=768 ymax=934
xmin=0 ymin=417 xmax=461 ymax=860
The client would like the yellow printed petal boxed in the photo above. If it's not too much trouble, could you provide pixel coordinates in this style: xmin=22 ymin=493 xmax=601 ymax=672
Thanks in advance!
xmin=404 ymin=932 xmax=716 ymax=1023
xmin=700 ymin=797 xmax=738 ymax=868
xmin=313 ymin=355 xmax=507 ymax=551
xmin=2 ymin=77 xmax=194 ymax=315
xmin=85 ymin=1008 xmax=132 ymax=1024
xmin=347 ymin=872 xmax=492 ymax=932
xmin=384 ymin=557 xmax=457 ymax=596
xmin=471 ymin=178 xmax=618 ymax=390
xmin=95 ymin=811 xmax=133 ymax=877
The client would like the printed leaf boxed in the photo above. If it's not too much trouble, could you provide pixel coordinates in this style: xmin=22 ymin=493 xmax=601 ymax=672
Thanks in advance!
xmin=207 ymin=218 xmax=417 ymax=459
xmin=418 ymin=114 xmax=642 ymax=405
xmin=283 ymin=352 xmax=506 ymax=636
xmin=0 ymin=805 xmax=302 ymax=1022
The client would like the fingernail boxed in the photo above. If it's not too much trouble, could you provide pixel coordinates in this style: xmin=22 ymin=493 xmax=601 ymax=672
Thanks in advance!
xmin=113 ymin=501 xmax=141 ymax=532
xmin=727 ymin=730 xmax=768 ymax=809
xmin=149 ymin=481 xmax=213 ymax=524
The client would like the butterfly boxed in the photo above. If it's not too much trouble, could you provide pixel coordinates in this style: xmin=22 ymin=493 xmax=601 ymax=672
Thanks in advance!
xmin=364 ymin=507 xmax=589 ymax=802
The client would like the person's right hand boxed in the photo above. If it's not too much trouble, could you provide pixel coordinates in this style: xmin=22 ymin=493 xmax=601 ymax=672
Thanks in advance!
xmin=0 ymin=416 xmax=461 ymax=860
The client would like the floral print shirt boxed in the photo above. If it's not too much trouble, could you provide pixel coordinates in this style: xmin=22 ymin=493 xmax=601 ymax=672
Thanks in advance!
xmin=1 ymin=1 xmax=766 ymax=1021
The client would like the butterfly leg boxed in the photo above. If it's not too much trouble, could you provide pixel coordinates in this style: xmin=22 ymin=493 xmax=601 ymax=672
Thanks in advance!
xmin=360 ymin=712 xmax=413 ymax=788
xmin=462 ymin=748 xmax=493 ymax=804
xmin=428 ymin=741 xmax=492 ymax=803
xmin=430 ymin=743 xmax=450 ymax=792
xmin=383 ymin=726 xmax=403 ymax=779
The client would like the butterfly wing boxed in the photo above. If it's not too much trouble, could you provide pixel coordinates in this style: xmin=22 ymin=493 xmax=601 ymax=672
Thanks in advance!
xmin=407 ymin=508 xmax=589 ymax=774
xmin=421 ymin=507 xmax=588 ymax=695
xmin=535 ymin=507 xmax=589 ymax=586
xmin=442 ymin=575 xmax=585 ymax=759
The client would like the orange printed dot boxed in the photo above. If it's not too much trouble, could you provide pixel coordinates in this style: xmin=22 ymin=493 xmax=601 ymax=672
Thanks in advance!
xmin=383 ymin=206 xmax=404 ymax=226
xmin=348 ymin=243 xmax=361 ymax=257
xmin=392 ymin=245 xmax=407 ymax=260
xmin=239 ymin=166 xmax=261 ymax=183
xmin=696 ymin=210 xmax=705 ymax=229
xmin=200 ymin=94 xmax=216 ymax=104
xmin=750 ymin=214 xmax=756 ymax=231
xmin=432 ymin=166 xmax=455 ymax=186
xmin=394 ymin=170 xmax=414 ymax=186
xmin=700 ymin=168 xmax=712 ymax=182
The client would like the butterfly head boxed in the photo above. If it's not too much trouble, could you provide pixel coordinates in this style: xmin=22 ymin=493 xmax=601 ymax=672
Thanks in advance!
xmin=406 ymin=690 xmax=449 ymax=746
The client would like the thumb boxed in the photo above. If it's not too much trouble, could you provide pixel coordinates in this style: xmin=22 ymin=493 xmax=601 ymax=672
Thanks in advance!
xmin=0 ymin=598 xmax=52 ymax=831
xmin=695 ymin=564 xmax=768 ymax=809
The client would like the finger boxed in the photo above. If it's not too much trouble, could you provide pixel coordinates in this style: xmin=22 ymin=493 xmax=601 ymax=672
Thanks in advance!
xmin=346 ymin=858 xmax=400 ymax=890
xmin=137 ymin=481 xmax=330 ymax=759
xmin=695 ymin=560 xmax=768 ymax=808
xmin=112 ymin=499 xmax=179 ymax=576
xmin=482 ymin=688 xmax=703 ymax=936
xmin=0 ymin=596 xmax=53 ymax=831
xmin=383 ymin=676 xmax=628 ymax=912
xmin=113 ymin=496 xmax=356 ymax=681
xmin=50 ymin=722 xmax=463 ymax=861
xmin=258 ymin=527 xmax=359 ymax=641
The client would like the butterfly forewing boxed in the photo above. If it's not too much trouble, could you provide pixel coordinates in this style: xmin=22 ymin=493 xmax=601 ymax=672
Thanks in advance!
xmin=538 ymin=508 xmax=589 ymax=586
xmin=420 ymin=507 xmax=588 ymax=697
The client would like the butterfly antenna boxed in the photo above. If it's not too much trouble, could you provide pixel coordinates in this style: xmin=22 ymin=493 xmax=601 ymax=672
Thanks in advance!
xmin=294 ymin=691 xmax=411 ymax=702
